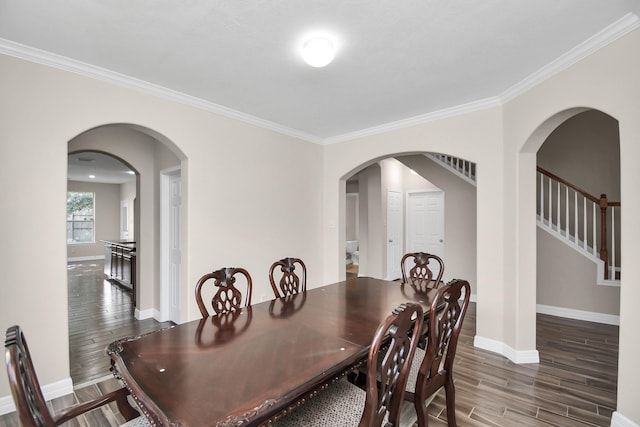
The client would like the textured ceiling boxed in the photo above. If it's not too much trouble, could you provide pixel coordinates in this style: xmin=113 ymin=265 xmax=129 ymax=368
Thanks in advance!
xmin=1 ymin=1 xmax=639 ymax=142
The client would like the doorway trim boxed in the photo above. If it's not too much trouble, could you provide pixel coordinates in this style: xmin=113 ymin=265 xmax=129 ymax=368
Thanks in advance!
xmin=160 ymin=166 xmax=182 ymax=323
xmin=386 ymin=189 xmax=403 ymax=280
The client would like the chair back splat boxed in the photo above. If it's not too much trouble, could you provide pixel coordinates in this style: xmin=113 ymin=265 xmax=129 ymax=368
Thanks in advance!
xmin=410 ymin=279 xmax=471 ymax=427
xmin=400 ymin=252 xmax=444 ymax=289
xmin=361 ymin=302 xmax=423 ymax=427
xmin=269 ymin=257 xmax=307 ymax=298
xmin=195 ymin=267 xmax=253 ymax=317
xmin=5 ymin=325 xmax=143 ymax=427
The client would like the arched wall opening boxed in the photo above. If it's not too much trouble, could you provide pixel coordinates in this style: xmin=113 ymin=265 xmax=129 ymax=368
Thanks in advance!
xmin=535 ymin=109 xmax=621 ymax=316
xmin=67 ymin=124 xmax=186 ymax=324
xmin=518 ymin=106 xmax=621 ymax=406
xmin=339 ymin=151 xmax=478 ymax=296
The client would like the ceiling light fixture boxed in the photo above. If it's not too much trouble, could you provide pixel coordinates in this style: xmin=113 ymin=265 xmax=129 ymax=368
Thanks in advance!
xmin=301 ymin=37 xmax=335 ymax=67
xmin=89 ymin=175 xmax=96 ymax=179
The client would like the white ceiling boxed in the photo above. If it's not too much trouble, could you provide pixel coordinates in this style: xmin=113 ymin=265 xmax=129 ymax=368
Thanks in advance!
xmin=68 ymin=152 xmax=136 ymax=184
xmin=2 ymin=1 xmax=639 ymax=144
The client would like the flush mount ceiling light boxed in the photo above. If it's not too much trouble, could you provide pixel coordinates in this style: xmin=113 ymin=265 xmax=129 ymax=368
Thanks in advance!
xmin=301 ymin=37 xmax=335 ymax=67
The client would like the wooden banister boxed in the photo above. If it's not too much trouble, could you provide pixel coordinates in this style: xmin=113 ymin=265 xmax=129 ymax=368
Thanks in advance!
xmin=537 ymin=167 xmax=600 ymax=203
xmin=537 ymin=166 xmax=620 ymax=279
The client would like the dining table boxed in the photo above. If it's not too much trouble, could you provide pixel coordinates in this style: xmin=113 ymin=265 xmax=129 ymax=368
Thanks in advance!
xmin=106 ymin=276 xmax=440 ymax=427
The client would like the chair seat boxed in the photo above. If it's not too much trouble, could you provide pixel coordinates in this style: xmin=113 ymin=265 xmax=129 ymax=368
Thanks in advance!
xmin=274 ymin=378 xmax=366 ymax=426
xmin=121 ymin=415 xmax=151 ymax=427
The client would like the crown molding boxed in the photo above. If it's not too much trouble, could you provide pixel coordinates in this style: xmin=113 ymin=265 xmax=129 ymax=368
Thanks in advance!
xmin=0 ymin=38 xmax=323 ymax=144
xmin=500 ymin=12 xmax=640 ymax=103
xmin=321 ymin=13 xmax=640 ymax=145
xmin=321 ymin=97 xmax=502 ymax=145
xmin=1 ymin=12 xmax=638 ymax=146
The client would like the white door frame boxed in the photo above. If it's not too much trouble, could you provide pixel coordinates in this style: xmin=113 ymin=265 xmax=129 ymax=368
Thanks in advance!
xmin=405 ymin=189 xmax=445 ymax=257
xmin=386 ymin=189 xmax=403 ymax=280
xmin=160 ymin=166 xmax=181 ymax=323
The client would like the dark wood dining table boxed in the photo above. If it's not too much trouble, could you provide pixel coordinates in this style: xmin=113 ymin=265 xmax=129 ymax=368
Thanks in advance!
xmin=107 ymin=276 xmax=439 ymax=427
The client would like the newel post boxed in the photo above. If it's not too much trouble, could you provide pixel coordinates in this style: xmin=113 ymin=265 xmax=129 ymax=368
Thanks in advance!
xmin=599 ymin=194 xmax=609 ymax=278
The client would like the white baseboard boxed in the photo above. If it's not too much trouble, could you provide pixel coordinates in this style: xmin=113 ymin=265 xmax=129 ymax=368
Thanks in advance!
xmin=537 ymin=304 xmax=620 ymax=326
xmin=470 ymin=297 xmax=617 ymax=361
xmin=611 ymin=412 xmax=640 ymax=427
xmin=470 ymin=295 xmax=541 ymax=363
xmin=0 ymin=395 xmax=14 ymax=416
xmin=67 ymin=255 xmax=105 ymax=262
xmin=474 ymin=335 xmax=540 ymax=364
xmin=0 ymin=377 xmax=73 ymax=415
xmin=134 ymin=308 xmax=162 ymax=321
xmin=134 ymin=307 xmax=155 ymax=320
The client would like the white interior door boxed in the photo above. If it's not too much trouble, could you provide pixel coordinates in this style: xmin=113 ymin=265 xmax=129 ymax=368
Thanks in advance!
xmin=161 ymin=167 xmax=181 ymax=323
xmin=386 ymin=190 xmax=403 ymax=280
xmin=407 ymin=190 xmax=445 ymax=276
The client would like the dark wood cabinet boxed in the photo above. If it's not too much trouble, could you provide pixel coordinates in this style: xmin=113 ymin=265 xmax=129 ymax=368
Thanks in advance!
xmin=102 ymin=240 xmax=136 ymax=306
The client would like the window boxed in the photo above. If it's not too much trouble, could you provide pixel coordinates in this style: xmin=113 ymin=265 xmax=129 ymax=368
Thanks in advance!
xmin=67 ymin=191 xmax=95 ymax=243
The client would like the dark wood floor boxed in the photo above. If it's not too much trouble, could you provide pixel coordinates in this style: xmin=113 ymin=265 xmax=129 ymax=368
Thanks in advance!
xmin=67 ymin=261 xmax=173 ymax=386
xmin=0 ymin=263 xmax=618 ymax=426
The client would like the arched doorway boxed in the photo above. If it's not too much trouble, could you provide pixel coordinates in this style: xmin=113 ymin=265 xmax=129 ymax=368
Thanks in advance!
xmin=66 ymin=124 xmax=185 ymax=385
xmin=520 ymin=107 xmax=621 ymax=422
xmin=536 ymin=110 xmax=621 ymax=315
xmin=341 ymin=152 xmax=477 ymax=291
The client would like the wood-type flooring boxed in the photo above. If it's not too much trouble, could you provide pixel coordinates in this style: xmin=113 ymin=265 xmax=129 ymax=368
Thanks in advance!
xmin=0 ymin=262 xmax=618 ymax=426
xmin=67 ymin=261 xmax=174 ymax=386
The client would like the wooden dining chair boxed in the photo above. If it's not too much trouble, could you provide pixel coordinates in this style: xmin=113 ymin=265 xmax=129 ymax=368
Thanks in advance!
xmin=195 ymin=267 xmax=253 ymax=317
xmin=273 ymin=302 xmax=423 ymax=427
xmin=400 ymin=252 xmax=445 ymax=289
xmin=4 ymin=325 xmax=148 ymax=427
xmin=404 ymin=279 xmax=471 ymax=427
xmin=269 ymin=257 xmax=307 ymax=298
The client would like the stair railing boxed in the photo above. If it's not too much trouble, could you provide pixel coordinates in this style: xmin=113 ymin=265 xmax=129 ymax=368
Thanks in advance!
xmin=426 ymin=153 xmax=476 ymax=185
xmin=537 ymin=166 xmax=620 ymax=280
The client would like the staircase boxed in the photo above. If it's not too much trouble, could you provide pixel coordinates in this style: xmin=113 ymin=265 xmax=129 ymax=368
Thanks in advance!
xmin=426 ymin=154 xmax=620 ymax=285
xmin=537 ymin=167 xmax=620 ymax=285
xmin=425 ymin=153 xmax=476 ymax=186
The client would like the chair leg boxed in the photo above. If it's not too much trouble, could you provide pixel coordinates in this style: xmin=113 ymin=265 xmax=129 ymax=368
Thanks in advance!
xmin=113 ymin=389 xmax=141 ymax=421
xmin=413 ymin=392 xmax=429 ymax=427
xmin=444 ymin=379 xmax=457 ymax=427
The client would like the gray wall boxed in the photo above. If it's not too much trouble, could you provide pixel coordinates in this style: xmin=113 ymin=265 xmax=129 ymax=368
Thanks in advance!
xmin=538 ymin=110 xmax=620 ymax=199
xmin=356 ymin=164 xmax=383 ymax=278
xmin=537 ymin=228 xmax=619 ymax=315
xmin=345 ymin=194 xmax=358 ymax=241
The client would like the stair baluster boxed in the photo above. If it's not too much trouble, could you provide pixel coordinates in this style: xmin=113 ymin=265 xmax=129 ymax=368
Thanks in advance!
xmin=537 ymin=166 xmax=620 ymax=282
